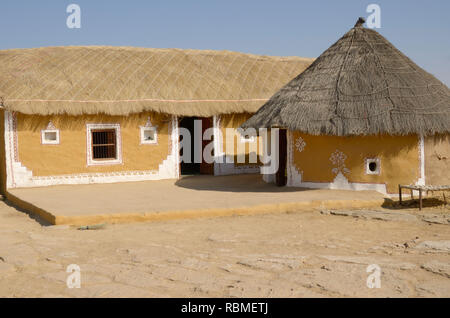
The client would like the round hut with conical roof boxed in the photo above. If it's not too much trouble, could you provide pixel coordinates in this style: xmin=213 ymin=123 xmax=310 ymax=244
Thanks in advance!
xmin=243 ymin=18 xmax=450 ymax=194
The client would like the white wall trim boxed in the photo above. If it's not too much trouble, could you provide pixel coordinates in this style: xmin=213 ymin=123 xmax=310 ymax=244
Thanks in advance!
xmin=260 ymin=129 xmax=276 ymax=183
xmin=4 ymin=111 xmax=18 ymax=188
xmin=298 ymin=177 xmax=388 ymax=194
xmin=287 ymin=131 xmax=303 ymax=186
xmin=416 ymin=133 xmax=425 ymax=186
xmin=170 ymin=116 xmax=180 ymax=179
xmin=213 ymin=115 xmax=223 ymax=164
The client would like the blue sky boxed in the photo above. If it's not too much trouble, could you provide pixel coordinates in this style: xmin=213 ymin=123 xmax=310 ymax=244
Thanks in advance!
xmin=1 ymin=0 xmax=449 ymax=85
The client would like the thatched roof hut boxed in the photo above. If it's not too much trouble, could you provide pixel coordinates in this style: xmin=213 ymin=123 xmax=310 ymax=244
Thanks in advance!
xmin=0 ymin=46 xmax=313 ymax=117
xmin=242 ymin=18 xmax=450 ymax=136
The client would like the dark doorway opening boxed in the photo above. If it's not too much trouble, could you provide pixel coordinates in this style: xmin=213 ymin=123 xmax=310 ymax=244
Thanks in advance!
xmin=180 ymin=117 xmax=200 ymax=175
xmin=276 ymin=129 xmax=288 ymax=186
xmin=179 ymin=117 xmax=214 ymax=175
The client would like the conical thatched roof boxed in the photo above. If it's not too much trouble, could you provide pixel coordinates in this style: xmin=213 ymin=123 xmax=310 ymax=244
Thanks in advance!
xmin=243 ymin=19 xmax=450 ymax=136
xmin=0 ymin=46 xmax=313 ymax=117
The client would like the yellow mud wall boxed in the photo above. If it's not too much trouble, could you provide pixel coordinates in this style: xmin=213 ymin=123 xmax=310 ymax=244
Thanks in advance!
xmin=291 ymin=132 xmax=420 ymax=193
xmin=425 ymin=134 xmax=450 ymax=186
xmin=220 ymin=113 xmax=262 ymax=166
xmin=0 ymin=110 xmax=6 ymax=194
xmin=16 ymin=112 xmax=171 ymax=177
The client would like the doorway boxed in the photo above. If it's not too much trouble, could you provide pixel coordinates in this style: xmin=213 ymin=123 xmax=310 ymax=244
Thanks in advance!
xmin=275 ymin=129 xmax=287 ymax=186
xmin=179 ymin=117 xmax=214 ymax=175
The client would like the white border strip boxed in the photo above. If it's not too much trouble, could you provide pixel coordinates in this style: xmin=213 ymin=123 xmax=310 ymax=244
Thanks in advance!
xmin=4 ymin=110 xmax=16 ymax=188
xmin=417 ymin=133 xmax=426 ymax=185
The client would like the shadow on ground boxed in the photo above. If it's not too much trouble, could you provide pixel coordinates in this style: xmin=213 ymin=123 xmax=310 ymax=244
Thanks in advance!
xmin=2 ymin=199 xmax=52 ymax=226
xmin=175 ymin=174 xmax=306 ymax=193
xmin=383 ymin=197 xmax=448 ymax=211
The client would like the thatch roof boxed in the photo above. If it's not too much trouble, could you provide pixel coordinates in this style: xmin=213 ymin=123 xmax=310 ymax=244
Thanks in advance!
xmin=242 ymin=19 xmax=450 ymax=136
xmin=0 ymin=46 xmax=313 ymax=117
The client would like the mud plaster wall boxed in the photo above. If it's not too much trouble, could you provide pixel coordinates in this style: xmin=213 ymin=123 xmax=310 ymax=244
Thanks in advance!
xmin=291 ymin=133 xmax=420 ymax=193
xmin=16 ymin=112 xmax=171 ymax=177
xmin=425 ymin=134 xmax=450 ymax=186
xmin=220 ymin=113 xmax=262 ymax=166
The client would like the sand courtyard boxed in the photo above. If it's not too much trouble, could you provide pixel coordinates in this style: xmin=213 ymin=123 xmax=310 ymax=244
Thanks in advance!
xmin=0 ymin=196 xmax=449 ymax=297
xmin=1 ymin=175 xmax=449 ymax=297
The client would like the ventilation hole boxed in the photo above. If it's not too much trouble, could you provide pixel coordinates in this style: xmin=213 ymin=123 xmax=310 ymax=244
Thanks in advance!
xmin=368 ymin=162 xmax=377 ymax=172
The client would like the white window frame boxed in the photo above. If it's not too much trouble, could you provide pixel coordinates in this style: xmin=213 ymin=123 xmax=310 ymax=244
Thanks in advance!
xmin=86 ymin=123 xmax=122 ymax=166
xmin=140 ymin=126 xmax=158 ymax=145
xmin=41 ymin=129 xmax=60 ymax=145
xmin=365 ymin=158 xmax=381 ymax=175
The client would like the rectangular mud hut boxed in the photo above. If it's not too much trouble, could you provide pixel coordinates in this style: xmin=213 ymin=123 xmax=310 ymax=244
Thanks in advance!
xmin=243 ymin=18 xmax=450 ymax=195
xmin=0 ymin=46 xmax=312 ymax=191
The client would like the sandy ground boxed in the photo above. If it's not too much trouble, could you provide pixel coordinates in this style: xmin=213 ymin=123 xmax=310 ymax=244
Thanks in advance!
xmin=0 ymin=198 xmax=449 ymax=298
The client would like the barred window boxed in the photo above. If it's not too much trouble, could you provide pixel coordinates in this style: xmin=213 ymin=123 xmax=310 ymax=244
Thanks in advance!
xmin=91 ymin=129 xmax=117 ymax=160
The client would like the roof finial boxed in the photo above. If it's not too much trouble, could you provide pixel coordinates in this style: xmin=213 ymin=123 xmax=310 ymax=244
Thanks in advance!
xmin=354 ymin=17 xmax=366 ymax=28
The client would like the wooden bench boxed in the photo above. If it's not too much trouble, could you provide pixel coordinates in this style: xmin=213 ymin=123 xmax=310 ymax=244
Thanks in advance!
xmin=399 ymin=184 xmax=450 ymax=210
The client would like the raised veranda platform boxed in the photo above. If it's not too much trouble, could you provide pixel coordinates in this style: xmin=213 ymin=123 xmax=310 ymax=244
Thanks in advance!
xmin=6 ymin=174 xmax=386 ymax=225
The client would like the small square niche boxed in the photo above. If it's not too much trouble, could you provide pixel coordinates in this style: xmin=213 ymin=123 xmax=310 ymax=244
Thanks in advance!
xmin=239 ymin=131 xmax=256 ymax=143
xmin=41 ymin=130 xmax=60 ymax=145
xmin=140 ymin=126 xmax=157 ymax=144
xmin=365 ymin=158 xmax=381 ymax=175
xmin=240 ymin=135 xmax=256 ymax=143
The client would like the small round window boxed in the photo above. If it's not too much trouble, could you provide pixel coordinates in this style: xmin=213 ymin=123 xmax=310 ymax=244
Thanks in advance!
xmin=366 ymin=158 xmax=380 ymax=175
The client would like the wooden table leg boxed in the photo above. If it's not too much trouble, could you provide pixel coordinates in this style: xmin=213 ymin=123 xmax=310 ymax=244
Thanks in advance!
xmin=399 ymin=185 xmax=402 ymax=205
xmin=411 ymin=189 xmax=414 ymax=200
xmin=419 ymin=189 xmax=422 ymax=210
